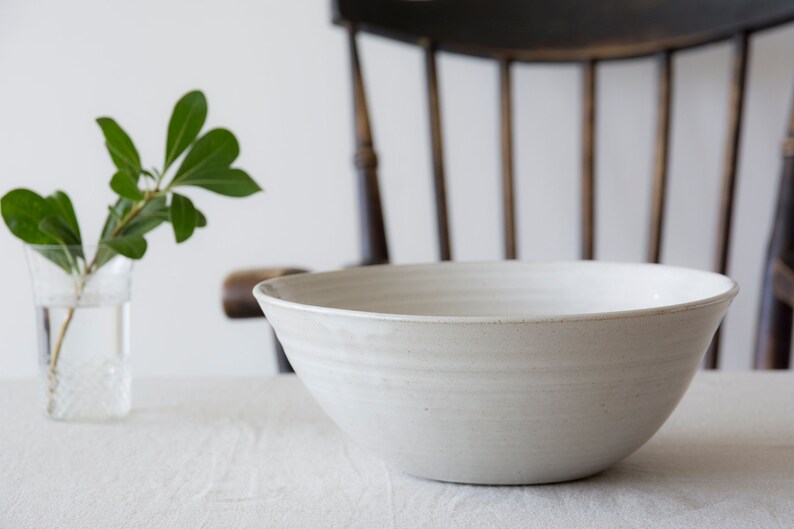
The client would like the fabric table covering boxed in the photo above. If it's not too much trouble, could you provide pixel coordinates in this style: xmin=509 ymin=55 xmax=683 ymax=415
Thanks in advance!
xmin=1 ymin=372 xmax=793 ymax=528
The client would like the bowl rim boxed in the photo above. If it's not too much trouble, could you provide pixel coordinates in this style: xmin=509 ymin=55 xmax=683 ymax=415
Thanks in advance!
xmin=253 ymin=260 xmax=739 ymax=324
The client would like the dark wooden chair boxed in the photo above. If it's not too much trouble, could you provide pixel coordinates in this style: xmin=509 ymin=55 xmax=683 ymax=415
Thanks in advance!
xmin=223 ymin=0 xmax=794 ymax=372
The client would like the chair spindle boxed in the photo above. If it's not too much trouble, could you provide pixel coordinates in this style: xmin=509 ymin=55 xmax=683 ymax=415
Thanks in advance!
xmin=581 ymin=60 xmax=597 ymax=260
xmin=648 ymin=51 xmax=673 ymax=264
xmin=348 ymin=25 xmax=389 ymax=265
xmin=500 ymin=59 xmax=517 ymax=259
xmin=423 ymin=41 xmax=452 ymax=261
xmin=705 ymin=32 xmax=750 ymax=369
xmin=715 ymin=31 xmax=750 ymax=276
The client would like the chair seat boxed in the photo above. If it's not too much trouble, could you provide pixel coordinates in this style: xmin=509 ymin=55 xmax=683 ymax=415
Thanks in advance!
xmin=223 ymin=267 xmax=307 ymax=319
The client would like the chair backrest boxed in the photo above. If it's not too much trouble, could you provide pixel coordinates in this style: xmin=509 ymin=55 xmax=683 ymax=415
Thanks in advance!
xmin=333 ymin=0 xmax=794 ymax=368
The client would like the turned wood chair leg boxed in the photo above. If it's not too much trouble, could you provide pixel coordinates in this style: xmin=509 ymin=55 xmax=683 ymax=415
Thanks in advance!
xmin=755 ymin=99 xmax=794 ymax=369
xmin=755 ymin=289 xmax=792 ymax=369
xmin=756 ymin=260 xmax=793 ymax=369
xmin=222 ymin=267 xmax=306 ymax=374
xmin=273 ymin=330 xmax=294 ymax=373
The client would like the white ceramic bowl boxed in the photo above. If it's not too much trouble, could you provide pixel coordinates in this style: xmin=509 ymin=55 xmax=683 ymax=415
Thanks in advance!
xmin=254 ymin=261 xmax=738 ymax=485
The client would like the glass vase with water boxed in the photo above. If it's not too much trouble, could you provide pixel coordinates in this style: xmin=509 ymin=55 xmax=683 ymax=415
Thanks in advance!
xmin=26 ymin=244 xmax=132 ymax=421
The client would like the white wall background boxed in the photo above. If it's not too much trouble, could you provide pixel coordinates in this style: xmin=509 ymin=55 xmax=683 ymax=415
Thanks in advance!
xmin=0 ymin=0 xmax=792 ymax=378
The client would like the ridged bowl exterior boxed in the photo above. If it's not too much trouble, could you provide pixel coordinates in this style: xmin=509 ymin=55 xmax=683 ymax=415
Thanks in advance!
xmin=255 ymin=262 xmax=737 ymax=485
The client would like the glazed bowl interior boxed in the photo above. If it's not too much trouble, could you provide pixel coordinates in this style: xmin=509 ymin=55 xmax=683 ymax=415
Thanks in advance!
xmin=259 ymin=261 xmax=737 ymax=320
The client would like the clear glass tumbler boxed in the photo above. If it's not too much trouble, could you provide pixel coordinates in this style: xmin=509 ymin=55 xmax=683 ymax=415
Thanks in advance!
xmin=26 ymin=244 xmax=133 ymax=421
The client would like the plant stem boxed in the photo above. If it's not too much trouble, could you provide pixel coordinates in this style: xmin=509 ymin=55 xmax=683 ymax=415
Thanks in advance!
xmin=110 ymin=195 xmax=152 ymax=238
xmin=47 ymin=306 xmax=75 ymax=415
xmin=49 ymin=308 xmax=75 ymax=373
xmin=45 ymin=190 xmax=159 ymax=416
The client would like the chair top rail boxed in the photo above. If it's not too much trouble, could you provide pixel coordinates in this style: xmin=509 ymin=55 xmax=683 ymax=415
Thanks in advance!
xmin=333 ymin=0 xmax=794 ymax=61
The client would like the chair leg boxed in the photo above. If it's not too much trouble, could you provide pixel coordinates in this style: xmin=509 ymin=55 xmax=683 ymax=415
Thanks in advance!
xmin=272 ymin=329 xmax=294 ymax=374
xmin=755 ymin=261 xmax=793 ymax=369
xmin=755 ymin=112 xmax=794 ymax=368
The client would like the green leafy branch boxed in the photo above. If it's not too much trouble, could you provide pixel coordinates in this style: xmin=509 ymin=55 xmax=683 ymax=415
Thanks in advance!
xmin=0 ymin=90 xmax=261 ymax=414
xmin=1 ymin=90 xmax=260 ymax=276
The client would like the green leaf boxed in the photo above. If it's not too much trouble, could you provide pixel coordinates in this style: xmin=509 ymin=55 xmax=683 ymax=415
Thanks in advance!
xmin=38 ymin=215 xmax=84 ymax=264
xmin=104 ymin=235 xmax=147 ymax=259
xmin=46 ymin=191 xmax=81 ymax=241
xmin=169 ymin=193 xmax=196 ymax=243
xmin=103 ymin=195 xmax=168 ymax=239
xmin=126 ymin=215 xmax=167 ymax=235
xmin=96 ymin=196 xmax=167 ymax=268
xmin=170 ymin=129 xmax=239 ymax=186
xmin=96 ymin=117 xmax=141 ymax=176
xmin=96 ymin=198 xmax=133 ymax=269
xmin=125 ymin=197 xmax=168 ymax=237
xmin=107 ymin=204 xmax=123 ymax=221
xmin=1 ymin=189 xmax=79 ymax=273
xmin=173 ymin=167 xmax=261 ymax=197
xmin=93 ymin=246 xmax=116 ymax=270
xmin=194 ymin=207 xmax=207 ymax=228
xmin=110 ymin=171 xmax=144 ymax=200
xmin=164 ymin=91 xmax=208 ymax=171
xmin=34 ymin=247 xmax=75 ymax=274
xmin=1 ymin=189 xmax=59 ymax=245
xmin=43 ymin=191 xmax=83 ymax=264
xmin=100 ymin=198 xmax=134 ymax=240
xmin=125 ymin=215 xmax=166 ymax=237
xmin=39 ymin=215 xmax=81 ymax=247
xmin=94 ymin=198 xmax=133 ymax=270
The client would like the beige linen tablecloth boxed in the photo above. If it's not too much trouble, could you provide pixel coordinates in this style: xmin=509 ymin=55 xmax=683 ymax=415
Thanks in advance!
xmin=1 ymin=373 xmax=793 ymax=528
